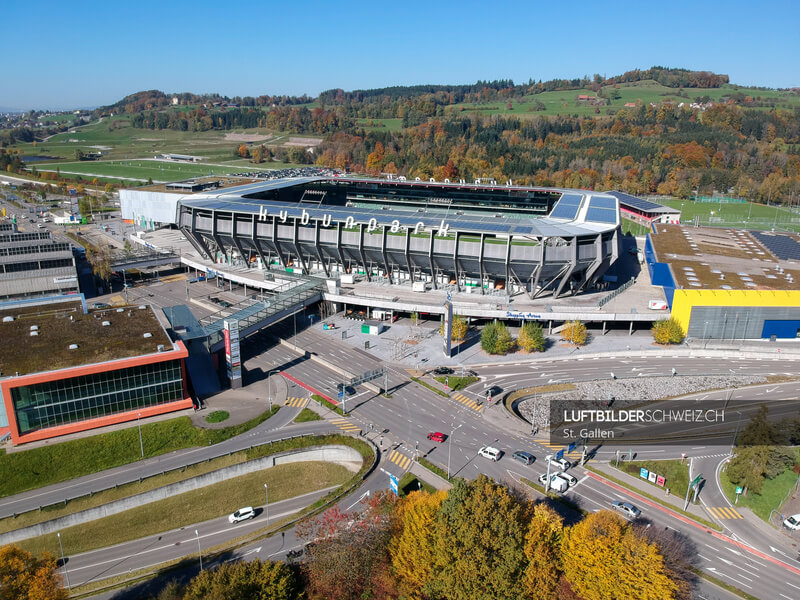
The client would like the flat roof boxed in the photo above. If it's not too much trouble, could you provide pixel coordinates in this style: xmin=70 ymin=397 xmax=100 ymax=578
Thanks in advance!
xmin=649 ymin=224 xmax=800 ymax=291
xmin=181 ymin=196 xmax=616 ymax=237
xmin=0 ymin=300 xmax=174 ymax=376
xmin=606 ymin=190 xmax=680 ymax=215
xmin=136 ymin=177 xmax=264 ymax=195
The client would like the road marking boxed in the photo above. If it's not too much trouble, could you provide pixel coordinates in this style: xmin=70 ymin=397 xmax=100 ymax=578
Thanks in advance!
xmin=708 ymin=506 xmax=743 ymax=519
xmin=389 ymin=450 xmax=412 ymax=470
xmin=346 ymin=491 xmax=370 ymax=511
xmin=283 ymin=396 xmax=309 ymax=408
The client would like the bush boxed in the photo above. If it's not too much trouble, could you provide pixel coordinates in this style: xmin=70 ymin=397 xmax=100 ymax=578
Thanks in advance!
xmin=518 ymin=321 xmax=545 ymax=352
xmin=560 ymin=320 xmax=587 ymax=346
xmin=205 ymin=410 xmax=229 ymax=424
xmin=480 ymin=321 xmax=515 ymax=355
xmin=651 ymin=318 xmax=685 ymax=344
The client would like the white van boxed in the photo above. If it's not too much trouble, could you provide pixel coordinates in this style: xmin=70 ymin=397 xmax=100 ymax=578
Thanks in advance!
xmin=478 ymin=446 xmax=502 ymax=461
xmin=537 ymin=473 xmax=569 ymax=493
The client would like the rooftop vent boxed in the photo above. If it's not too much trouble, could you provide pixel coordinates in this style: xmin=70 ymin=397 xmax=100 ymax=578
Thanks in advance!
xmin=157 ymin=344 xmax=165 ymax=352
xmin=2 ymin=316 xmax=13 ymax=323
xmin=116 ymin=308 xmax=124 ymax=313
xmin=30 ymin=325 xmax=39 ymax=331
xmin=68 ymin=344 xmax=78 ymax=350
xmin=138 ymin=305 xmax=147 ymax=310
xmin=143 ymin=332 xmax=153 ymax=338
xmin=30 ymin=331 xmax=39 ymax=337
xmin=102 ymin=321 xmax=111 ymax=326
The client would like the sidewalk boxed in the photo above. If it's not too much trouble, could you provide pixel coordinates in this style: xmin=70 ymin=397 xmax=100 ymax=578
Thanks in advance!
xmin=589 ymin=461 xmax=710 ymax=521
xmin=190 ymin=372 xmax=289 ymax=429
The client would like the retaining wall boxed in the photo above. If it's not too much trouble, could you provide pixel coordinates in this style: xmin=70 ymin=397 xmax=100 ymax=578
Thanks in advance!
xmin=0 ymin=444 xmax=361 ymax=546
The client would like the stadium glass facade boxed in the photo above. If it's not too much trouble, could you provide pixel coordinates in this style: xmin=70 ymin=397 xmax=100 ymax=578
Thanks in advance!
xmin=10 ymin=359 xmax=184 ymax=435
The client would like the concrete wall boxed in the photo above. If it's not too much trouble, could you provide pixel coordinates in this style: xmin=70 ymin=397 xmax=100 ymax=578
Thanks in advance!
xmin=0 ymin=444 xmax=362 ymax=546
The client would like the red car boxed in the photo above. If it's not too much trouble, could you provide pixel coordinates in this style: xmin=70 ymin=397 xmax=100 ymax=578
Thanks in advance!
xmin=427 ymin=431 xmax=446 ymax=443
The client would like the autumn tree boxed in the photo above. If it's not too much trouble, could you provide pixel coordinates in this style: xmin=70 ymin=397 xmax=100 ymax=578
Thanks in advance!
xmin=518 ymin=321 xmax=546 ymax=352
xmin=562 ymin=511 xmax=678 ymax=600
xmin=424 ymin=475 xmax=529 ymax=600
xmin=560 ymin=320 xmax=587 ymax=346
xmin=523 ymin=504 xmax=564 ymax=600
xmin=238 ymin=144 xmax=250 ymax=158
xmin=181 ymin=559 xmax=297 ymax=600
xmin=389 ymin=490 xmax=447 ymax=599
xmin=298 ymin=492 xmax=396 ymax=600
xmin=0 ymin=545 xmax=68 ymax=600
xmin=87 ymin=244 xmax=114 ymax=287
xmin=651 ymin=318 xmax=685 ymax=344
xmin=251 ymin=145 xmax=264 ymax=164
xmin=440 ymin=314 xmax=467 ymax=342
xmin=480 ymin=321 xmax=515 ymax=354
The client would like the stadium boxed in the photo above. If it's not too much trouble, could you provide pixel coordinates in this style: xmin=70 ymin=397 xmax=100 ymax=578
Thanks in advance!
xmin=123 ymin=175 xmax=622 ymax=299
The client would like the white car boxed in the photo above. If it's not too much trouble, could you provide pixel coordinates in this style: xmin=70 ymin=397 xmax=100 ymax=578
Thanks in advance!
xmin=478 ymin=446 xmax=502 ymax=461
xmin=228 ymin=506 xmax=255 ymax=524
xmin=555 ymin=471 xmax=577 ymax=486
xmin=549 ymin=456 xmax=572 ymax=471
xmin=784 ymin=513 xmax=800 ymax=530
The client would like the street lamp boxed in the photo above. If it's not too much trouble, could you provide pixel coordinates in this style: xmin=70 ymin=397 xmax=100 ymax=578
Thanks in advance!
xmin=447 ymin=423 xmax=463 ymax=480
xmin=57 ymin=532 xmax=70 ymax=589
xmin=264 ymin=483 xmax=269 ymax=525
xmin=267 ymin=369 xmax=280 ymax=412
xmin=195 ymin=529 xmax=203 ymax=571
xmin=137 ymin=413 xmax=144 ymax=458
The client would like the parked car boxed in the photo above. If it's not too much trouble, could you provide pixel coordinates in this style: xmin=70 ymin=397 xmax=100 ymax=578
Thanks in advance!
xmin=219 ymin=300 xmax=232 ymax=308
xmin=485 ymin=386 xmax=503 ymax=400
xmin=427 ymin=431 xmax=447 ymax=443
xmin=784 ymin=513 xmax=800 ymax=530
xmin=433 ymin=367 xmax=453 ymax=376
xmin=611 ymin=501 xmax=641 ymax=519
xmin=511 ymin=450 xmax=535 ymax=465
xmin=548 ymin=456 xmax=572 ymax=471
xmin=228 ymin=506 xmax=256 ymax=524
xmin=538 ymin=473 xmax=569 ymax=492
xmin=478 ymin=446 xmax=502 ymax=461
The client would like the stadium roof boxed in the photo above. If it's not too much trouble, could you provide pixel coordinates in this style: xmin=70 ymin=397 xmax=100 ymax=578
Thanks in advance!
xmin=606 ymin=190 xmax=680 ymax=215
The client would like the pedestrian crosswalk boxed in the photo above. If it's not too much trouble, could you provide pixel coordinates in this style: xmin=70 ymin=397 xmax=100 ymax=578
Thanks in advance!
xmin=452 ymin=392 xmax=482 ymax=412
xmin=331 ymin=418 xmax=361 ymax=433
xmin=389 ymin=450 xmax=412 ymax=470
xmin=538 ymin=439 xmax=583 ymax=459
xmin=283 ymin=396 xmax=308 ymax=408
xmin=707 ymin=506 xmax=743 ymax=520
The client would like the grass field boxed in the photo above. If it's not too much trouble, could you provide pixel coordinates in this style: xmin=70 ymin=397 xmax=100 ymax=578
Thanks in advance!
xmin=656 ymin=197 xmax=800 ymax=233
xmin=0 ymin=407 xmax=280 ymax=498
xmin=34 ymin=159 xmax=261 ymax=182
xmin=720 ymin=450 xmax=800 ymax=521
xmin=620 ymin=459 xmax=690 ymax=498
xmin=445 ymin=81 xmax=800 ymax=119
xmin=18 ymin=461 xmax=351 ymax=557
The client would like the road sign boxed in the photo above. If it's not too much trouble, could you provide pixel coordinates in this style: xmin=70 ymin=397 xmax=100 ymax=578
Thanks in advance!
xmin=567 ymin=441 xmax=576 ymax=453
xmin=690 ymin=474 xmax=702 ymax=488
xmin=338 ymin=390 xmax=344 ymax=401
xmin=735 ymin=486 xmax=743 ymax=494
xmin=555 ymin=449 xmax=565 ymax=460
xmin=389 ymin=473 xmax=399 ymax=496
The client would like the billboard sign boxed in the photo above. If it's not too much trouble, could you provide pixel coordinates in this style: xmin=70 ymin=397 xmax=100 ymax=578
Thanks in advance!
xmin=223 ymin=320 xmax=242 ymax=388
xmin=442 ymin=300 xmax=452 ymax=357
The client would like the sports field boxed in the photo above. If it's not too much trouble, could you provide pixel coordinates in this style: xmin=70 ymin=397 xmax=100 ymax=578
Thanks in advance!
xmin=657 ymin=197 xmax=800 ymax=233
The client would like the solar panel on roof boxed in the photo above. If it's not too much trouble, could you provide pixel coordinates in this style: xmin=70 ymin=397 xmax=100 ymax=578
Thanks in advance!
xmin=589 ymin=196 xmax=617 ymax=209
xmin=605 ymin=190 xmax=665 ymax=213
xmin=751 ymin=231 xmax=800 ymax=260
xmin=586 ymin=207 xmax=617 ymax=224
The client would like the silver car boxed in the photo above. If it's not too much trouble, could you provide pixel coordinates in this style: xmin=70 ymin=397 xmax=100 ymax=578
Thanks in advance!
xmin=611 ymin=501 xmax=641 ymax=519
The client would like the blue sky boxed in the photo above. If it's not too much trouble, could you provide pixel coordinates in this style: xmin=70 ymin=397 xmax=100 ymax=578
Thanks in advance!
xmin=2 ymin=0 xmax=798 ymax=111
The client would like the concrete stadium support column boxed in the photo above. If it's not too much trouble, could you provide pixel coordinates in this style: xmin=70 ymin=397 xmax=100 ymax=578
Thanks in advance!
xmin=210 ymin=210 xmax=227 ymax=264
xmin=553 ymin=236 xmax=578 ymax=298
xmin=452 ymin=231 xmax=461 ymax=292
xmin=358 ymin=223 xmax=370 ymax=282
xmin=504 ymin=236 xmax=512 ymax=296
xmin=271 ymin=216 xmax=286 ymax=268
xmin=576 ymin=233 xmax=603 ymax=293
xmin=531 ymin=237 xmax=546 ymax=299
xmin=428 ymin=230 xmax=437 ymax=290
xmin=314 ymin=220 xmax=329 ymax=277
xmin=335 ymin=222 xmax=347 ymax=273
xmin=250 ymin=214 xmax=269 ymax=270
xmin=292 ymin=217 xmax=309 ymax=273
xmin=381 ymin=227 xmax=391 ymax=283
xmin=404 ymin=228 xmax=414 ymax=283
xmin=478 ymin=232 xmax=486 ymax=295
xmin=229 ymin=214 xmax=248 ymax=269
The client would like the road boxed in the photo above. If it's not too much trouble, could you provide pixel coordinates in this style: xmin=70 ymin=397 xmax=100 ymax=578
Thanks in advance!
xmin=2 ymin=310 xmax=799 ymax=598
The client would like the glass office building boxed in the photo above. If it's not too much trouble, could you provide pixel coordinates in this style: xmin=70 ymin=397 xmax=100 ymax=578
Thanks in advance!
xmin=10 ymin=359 xmax=184 ymax=435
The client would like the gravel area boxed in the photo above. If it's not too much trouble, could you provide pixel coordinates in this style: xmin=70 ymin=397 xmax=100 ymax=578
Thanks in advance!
xmin=518 ymin=375 xmax=766 ymax=428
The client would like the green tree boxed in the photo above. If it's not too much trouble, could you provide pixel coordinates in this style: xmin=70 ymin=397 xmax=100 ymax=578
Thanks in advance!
xmin=87 ymin=245 xmax=114 ymax=287
xmin=737 ymin=405 xmax=773 ymax=446
xmin=0 ymin=545 xmax=68 ymax=600
xmin=74 ymin=149 xmax=85 ymax=160
xmin=425 ymin=475 xmax=530 ymax=600
xmin=440 ymin=314 xmax=467 ymax=342
xmin=518 ymin=321 xmax=546 ymax=352
xmin=725 ymin=445 xmax=770 ymax=494
xmin=560 ymin=320 xmax=587 ymax=346
xmin=182 ymin=559 xmax=298 ymax=600
xmin=480 ymin=322 xmax=498 ymax=354
xmin=651 ymin=318 xmax=685 ymax=344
